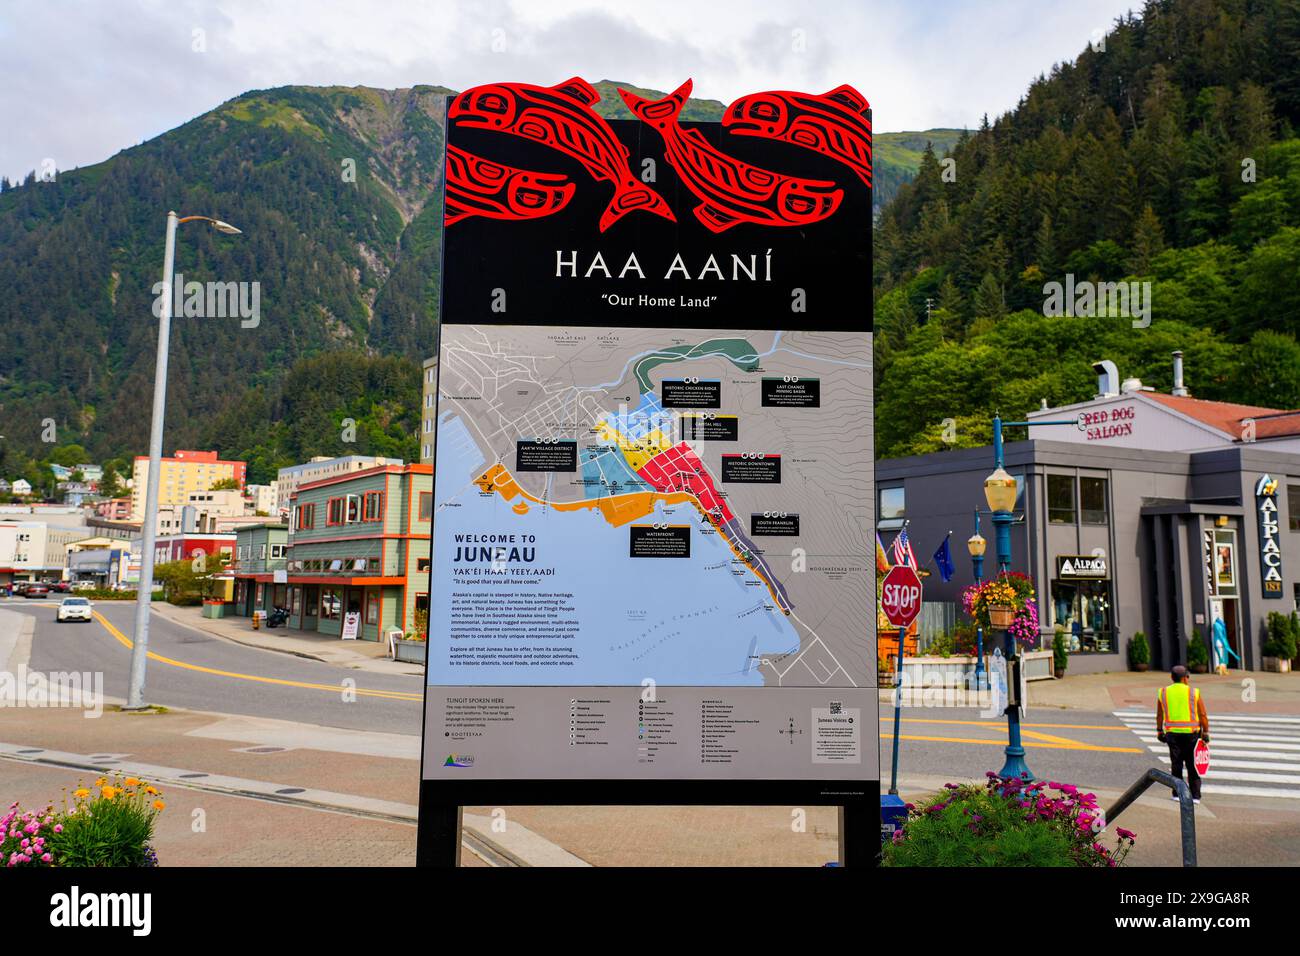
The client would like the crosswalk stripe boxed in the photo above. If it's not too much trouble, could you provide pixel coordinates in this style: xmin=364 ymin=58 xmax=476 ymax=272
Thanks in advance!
xmin=1200 ymin=785 xmax=1300 ymax=800
xmin=1114 ymin=710 xmax=1300 ymax=725
xmin=1117 ymin=708 xmax=1300 ymax=800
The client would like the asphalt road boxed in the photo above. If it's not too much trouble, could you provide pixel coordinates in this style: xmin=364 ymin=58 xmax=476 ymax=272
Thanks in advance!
xmin=5 ymin=599 xmax=423 ymax=734
xmin=881 ymin=704 xmax=1158 ymax=792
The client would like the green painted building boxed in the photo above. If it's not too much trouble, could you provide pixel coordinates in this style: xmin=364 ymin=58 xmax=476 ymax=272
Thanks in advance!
xmin=284 ymin=463 xmax=433 ymax=641
xmin=231 ymin=521 xmax=290 ymax=617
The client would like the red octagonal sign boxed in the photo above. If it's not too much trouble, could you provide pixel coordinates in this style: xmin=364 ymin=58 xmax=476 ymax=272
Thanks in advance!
xmin=1194 ymin=739 xmax=1210 ymax=776
xmin=881 ymin=565 xmax=923 ymax=628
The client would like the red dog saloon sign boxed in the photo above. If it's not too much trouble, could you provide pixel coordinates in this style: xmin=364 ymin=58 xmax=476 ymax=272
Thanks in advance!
xmin=439 ymin=76 xmax=871 ymax=330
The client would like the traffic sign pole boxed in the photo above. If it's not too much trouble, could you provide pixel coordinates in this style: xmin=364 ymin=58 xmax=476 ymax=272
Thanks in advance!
xmin=889 ymin=628 xmax=904 ymax=795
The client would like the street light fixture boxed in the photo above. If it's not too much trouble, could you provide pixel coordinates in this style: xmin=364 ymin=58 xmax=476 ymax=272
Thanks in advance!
xmin=125 ymin=210 xmax=243 ymax=710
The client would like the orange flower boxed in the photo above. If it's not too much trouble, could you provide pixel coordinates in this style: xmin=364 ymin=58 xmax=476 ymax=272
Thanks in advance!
xmin=94 ymin=777 xmax=106 ymax=787
xmin=73 ymin=788 xmax=90 ymax=799
xmin=124 ymin=777 xmax=141 ymax=787
xmin=152 ymin=800 xmax=166 ymax=812
xmin=101 ymin=786 xmax=119 ymax=800
xmin=144 ymin=786 xmax=158 ymax=796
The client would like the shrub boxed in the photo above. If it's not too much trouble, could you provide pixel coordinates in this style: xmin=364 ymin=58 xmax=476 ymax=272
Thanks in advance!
xmin=1265 ymin=612 xmax=1298 ymax=660
xmin=1186 ymin=628 xmax=1209 ymax=669
xmin=1052 ymin=630 xmax=1069 ymax=673
xmin=42 ymin=775 xmax=166 ymax=867
xmin=1128 ymin=631 xmax=1150 ymax=668
xmin=882 ymin=774 xmax=1136 ymax=867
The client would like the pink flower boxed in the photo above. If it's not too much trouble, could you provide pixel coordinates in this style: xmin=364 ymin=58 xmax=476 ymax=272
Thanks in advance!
xmin=52 ymin=824 xmax=62 ymax=833
xmin=1116 ymin=827 xmax=1135 ymax=841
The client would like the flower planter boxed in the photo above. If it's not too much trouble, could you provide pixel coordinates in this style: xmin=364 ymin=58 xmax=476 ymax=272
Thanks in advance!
xmin=394 ymin=638 xmax=426 ymax=664
xmin=1131 ymin=662 xmax=1149 ymax=672
xmin=201 ymin=600 xmax=226 ymax=619
xmin=1263 ymin=656 xmax=1292 ymax=673
xmin=988 ymin=605 xmax=1015 ymax=629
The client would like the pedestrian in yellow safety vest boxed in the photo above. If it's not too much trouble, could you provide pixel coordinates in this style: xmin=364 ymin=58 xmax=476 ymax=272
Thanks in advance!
xmin=1155 ymin=664 xmax=1210 ymax=803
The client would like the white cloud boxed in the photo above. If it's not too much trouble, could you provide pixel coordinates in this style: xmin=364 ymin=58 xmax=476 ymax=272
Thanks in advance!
xmin=0 ymin=0 xmax=1137 ymax=182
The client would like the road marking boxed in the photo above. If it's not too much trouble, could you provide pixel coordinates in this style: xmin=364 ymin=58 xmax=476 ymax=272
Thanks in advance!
xmin=879 ymin=732 xmax=1142 ymax=754
xmin=91 ymin=611 xmax=423 ymax=702
xmin=886 ymin=716 xmax=1123 ymax=731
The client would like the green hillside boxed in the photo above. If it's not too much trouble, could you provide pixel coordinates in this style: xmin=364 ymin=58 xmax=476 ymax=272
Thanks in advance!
xmin=0 ymin=80 xmax=722 ymax=484
xmin=874 ymin=129 xmax=966 ymax=212
xmin=874 ymin=0 xmax=1300 ymax=459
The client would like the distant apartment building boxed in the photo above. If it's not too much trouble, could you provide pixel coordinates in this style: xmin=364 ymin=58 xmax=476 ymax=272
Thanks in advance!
xmin=244 ymin=482 xmax=277 ymax=515
xmin=96 ymin=497 xmax=132 ymax=521
xmin=275 ymin=455 xmax=403 ymax=515
xmin=0 ymin=521 xmax=92 ymax=584
xmin=130 ymin=450 xmax=246 ymax=519
xmin=421 ymin=356 xmax=438 ymax=463
xmin=153 ymin=489 xmax=251 ymax=536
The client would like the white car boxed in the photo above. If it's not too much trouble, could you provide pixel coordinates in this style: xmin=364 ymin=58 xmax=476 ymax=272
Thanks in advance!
xmin=56 ymin=597 xmax=94 ymax=623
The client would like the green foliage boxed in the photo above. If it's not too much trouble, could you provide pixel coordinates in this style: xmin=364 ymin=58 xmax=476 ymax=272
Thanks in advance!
xmin=43 ymin=776 xmax=164 ymax=867
xmin=209 ymin=477 xmax=241 ymax=491
xmin=1265 ymin=612 xmax=1299 ymax=659
xmin=1129 ymin=631 xmax=1151 ymax=668
xmin=152 ymin=553 xmax=229 ymax=603
xmin=873 ymin=0 xmax=1300 ymax=456
xmin=1052 ymin=630 xmax=1069 ymax=673
xmin=882 ymin=775 xmax=1134 ymax=867
xmin=1186 ymin=628 xmax=1209 ymax=668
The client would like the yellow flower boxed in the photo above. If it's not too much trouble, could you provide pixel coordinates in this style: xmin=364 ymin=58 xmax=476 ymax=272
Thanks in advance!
xmin=73 ymin=788 xmax=90 ymax=799
xmin=152 ymin=800 xmax=166 ymax=812
xmin=94 ymin=777 xmax=106 ymax=787
xmin=144 ymin=786 xmax=158 ymax=796
xmin=125 ymin=777 xmax=141 ymax=787
xmin=101 ymin=786 xmax=119 ymax=800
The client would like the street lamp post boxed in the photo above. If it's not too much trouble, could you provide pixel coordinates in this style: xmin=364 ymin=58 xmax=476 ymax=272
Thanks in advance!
xmin=966 ymin=510 xmax=986 ymax=689
xmin=125 ymin=211 xmax=242 ymax=710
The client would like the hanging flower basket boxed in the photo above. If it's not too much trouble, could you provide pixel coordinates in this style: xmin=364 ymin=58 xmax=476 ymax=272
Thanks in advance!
xmin=962 ymin=572 xmax=1041 ymax=648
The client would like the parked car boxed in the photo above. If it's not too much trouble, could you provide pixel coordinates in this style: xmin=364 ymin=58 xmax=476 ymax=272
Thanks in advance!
xmin=23 ymin=584 xmax=49 ymax=598
xmin=48 ymin=581 xmax=71 ymax=593
xmin=11 ymin=582 xmax=29 ymax=596
xmin=71 ymin=580 xmax=97 ymax=592
xmin=56 ymin=596 xmax=94 ymax=622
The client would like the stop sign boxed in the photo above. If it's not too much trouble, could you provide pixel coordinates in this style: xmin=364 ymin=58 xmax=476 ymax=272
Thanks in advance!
xmin=881 ymin=565 xmax=923 ymax=628
xmin=1194 ymin=739 xmax=1210 ymax=776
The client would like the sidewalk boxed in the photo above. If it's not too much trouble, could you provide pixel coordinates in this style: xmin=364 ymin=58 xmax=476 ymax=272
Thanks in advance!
xmin=148 ymin=602 xmax=424 ymax=676
xmin=1026 ymin=669 xmax=1300 ymax=714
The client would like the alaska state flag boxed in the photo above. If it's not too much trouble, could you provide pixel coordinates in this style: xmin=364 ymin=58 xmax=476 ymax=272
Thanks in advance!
xmin=933 ymin=533 xmax=955 ymax=583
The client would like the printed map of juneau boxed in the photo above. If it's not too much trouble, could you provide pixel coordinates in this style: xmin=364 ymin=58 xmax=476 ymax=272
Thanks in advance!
xmin=429 ymin=326 xmax=874 ymax=689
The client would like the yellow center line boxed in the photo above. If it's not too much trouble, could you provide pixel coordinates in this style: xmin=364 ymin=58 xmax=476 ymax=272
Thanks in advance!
xmin=882 ymin=716 xmax=1122 ymax=731
xmin=879 ymin=732 xmax=1142 ymax=754
xmin=92 ymin=611 xmax=424 ymax=702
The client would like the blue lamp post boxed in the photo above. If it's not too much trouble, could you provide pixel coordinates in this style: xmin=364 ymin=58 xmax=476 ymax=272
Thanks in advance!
xmin=966 ymin=510 xmax=986 ymax=690
xmin=986 ymin=415 xmax=1031 ymax=780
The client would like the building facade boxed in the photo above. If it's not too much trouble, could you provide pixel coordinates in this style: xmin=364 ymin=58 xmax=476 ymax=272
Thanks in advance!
xmin=130 ymin=450 xmax=246 ymax=519
xmin=283 ymin=463 xmax=432 ymax=641
xmin=230 ymin=522 xmax=289 ymax=617
xmin=878 ymin=354 xmax=1300 ymax=674
xmin=421 ymin=356 xmax=438 ymax=464
xmin=275 ymin=455 xmax=404 ymax=516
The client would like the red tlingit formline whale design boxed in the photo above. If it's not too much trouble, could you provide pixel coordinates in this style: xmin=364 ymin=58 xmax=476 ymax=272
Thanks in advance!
xmin=619 ymin=79 xmax=843 ymax=233
xmin=448 ymin=77 xmax=675 ymax=232
xmin=444 ymin=144 xmax=576 ymax=226
xmin=723 ymin=85 xmax=872 ymax=186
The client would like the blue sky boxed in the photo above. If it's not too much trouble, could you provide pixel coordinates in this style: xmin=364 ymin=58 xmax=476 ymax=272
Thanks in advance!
xmin=0 ymin=0 xmax=1139 ymax=182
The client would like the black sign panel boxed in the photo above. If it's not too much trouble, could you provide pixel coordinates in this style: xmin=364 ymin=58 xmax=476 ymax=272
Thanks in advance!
xmin=515 ymin=440 xmax=578 ymax=472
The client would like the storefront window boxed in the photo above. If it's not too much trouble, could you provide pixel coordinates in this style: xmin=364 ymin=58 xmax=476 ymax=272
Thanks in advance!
xmin=1289 ymin=484 xmax=1300 ymax=532
xmin=1050 ymin=580 xmax=1114 ymax=653
xmin=1080 ymin=476 xmax=1108 ymax=524
xmin=1047 ymin=474 xmax=1075 ymax=524
xmin=365 ymin=589 xmax=379 ymax=625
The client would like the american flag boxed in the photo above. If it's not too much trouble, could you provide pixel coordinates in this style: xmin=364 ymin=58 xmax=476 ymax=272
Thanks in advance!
xmin=892 ymin=528 xmax=917 ymax=569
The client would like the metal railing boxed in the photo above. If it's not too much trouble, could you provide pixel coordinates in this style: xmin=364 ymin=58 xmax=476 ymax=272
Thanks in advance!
xmin=1104 ymin=767 xmax=1197 ymax=867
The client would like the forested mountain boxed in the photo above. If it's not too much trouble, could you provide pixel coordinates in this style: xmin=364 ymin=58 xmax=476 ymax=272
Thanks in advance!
xmin=875 ymin=0 xmax=1300 ymax=459
xmin=873 ymin=129 xmax=966 ymax=214
xmin=0 ymin=80 xmax=723 ymax=483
